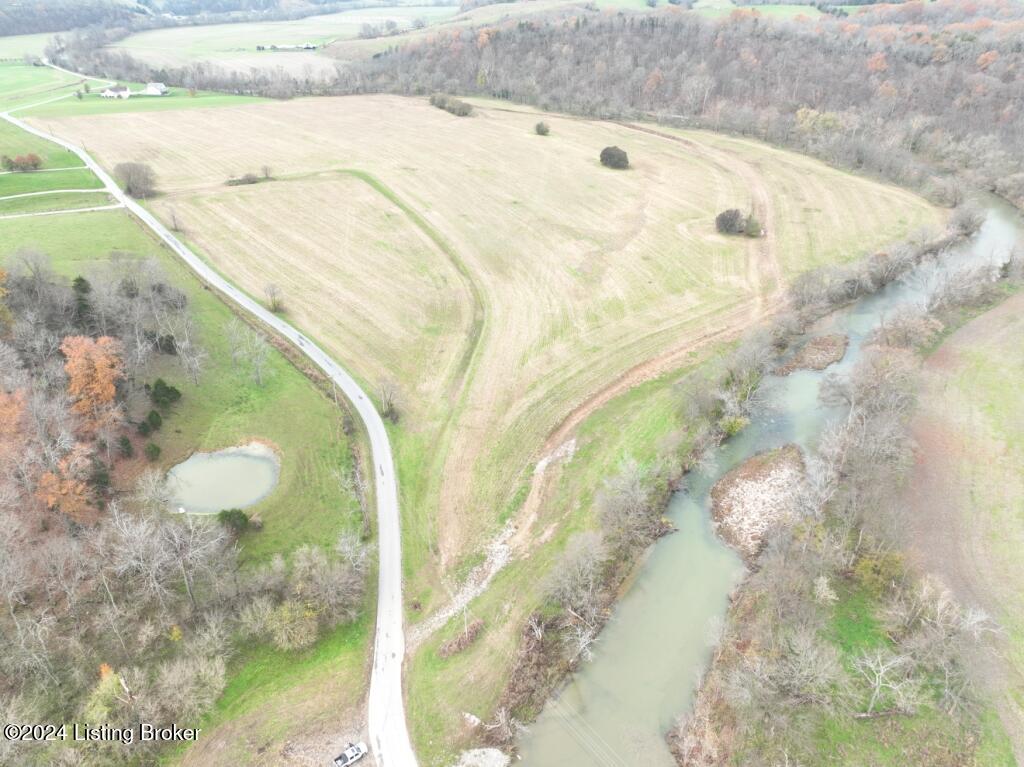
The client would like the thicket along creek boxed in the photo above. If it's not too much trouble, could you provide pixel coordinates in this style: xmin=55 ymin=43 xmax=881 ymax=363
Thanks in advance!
xmin=517 ymin=199 xmax=1023 ymax=767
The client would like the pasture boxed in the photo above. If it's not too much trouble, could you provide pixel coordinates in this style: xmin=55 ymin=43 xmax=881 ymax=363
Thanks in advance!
xmin=33 ymin=93 xmax=942 ymax=593
xmin=910 ymin=290 xmax=1024 ymax=754
xmin=109 ymin=5 xmax=458 ymax=75
xmin=0 ymin=61 xmax=88 ymax=113
xmin=32 ymin=92 xmax=942 ymax=760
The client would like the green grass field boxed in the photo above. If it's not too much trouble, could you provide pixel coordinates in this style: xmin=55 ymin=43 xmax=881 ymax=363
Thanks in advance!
xmin=0 ymin=32 xmax=54 ymax=60
xmin=21 ymin=86 xmax=267 ymax=118
xmin=693 ymin=0 xmax=822 ymax=18
xmin=0 ymin=190 xmax=111 ymax=215
xmin=911 ymin=288 xmax=1024 ymax=758
xmin=0 ymin=167 xmax=103 ymax=195
xmin=0 ymin=118 xmax=85 ymax=168
xmin=0 ymin=61 xmax=90 ymax=113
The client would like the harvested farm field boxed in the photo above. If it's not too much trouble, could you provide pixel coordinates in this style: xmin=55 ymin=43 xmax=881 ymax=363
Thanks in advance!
xmin=29 ymin=94 xmax=942 ymax=623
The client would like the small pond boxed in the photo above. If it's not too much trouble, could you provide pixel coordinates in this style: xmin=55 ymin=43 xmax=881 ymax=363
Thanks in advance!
xmin=166 ymin=442 xmax=280 ymax=514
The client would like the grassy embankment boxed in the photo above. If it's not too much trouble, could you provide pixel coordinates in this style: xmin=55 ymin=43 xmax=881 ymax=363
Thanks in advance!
xmin=809 ymin=582 xmax=1016 ymax=764
xmin=0 ymin=61 xmax=373 ymax=765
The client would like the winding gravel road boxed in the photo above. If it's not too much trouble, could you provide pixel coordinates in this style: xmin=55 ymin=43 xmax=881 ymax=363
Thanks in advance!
xmin=2 ymin=71 xmax=418 ymax=767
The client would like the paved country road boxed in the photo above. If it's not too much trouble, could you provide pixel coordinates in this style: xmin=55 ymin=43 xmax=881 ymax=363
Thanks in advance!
xmin=1 ymin=68 xmax=418 ymax=767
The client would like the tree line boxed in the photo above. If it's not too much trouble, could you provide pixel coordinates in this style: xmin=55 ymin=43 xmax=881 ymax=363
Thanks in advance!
xmin=350 ymin=0 xmax=1023 ymax=208
xmin=47 ymin=2 xmax=1024 ymax=209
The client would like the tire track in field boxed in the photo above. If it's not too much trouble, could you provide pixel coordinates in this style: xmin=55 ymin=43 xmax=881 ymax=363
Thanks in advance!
xmin=414 ymin=105 xmax=788 ymax=635
xmin=509 ymin=119 xmax=787 ymax=549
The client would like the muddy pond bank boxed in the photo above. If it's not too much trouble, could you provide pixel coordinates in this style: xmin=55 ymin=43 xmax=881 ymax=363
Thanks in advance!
xmin=166 ymin=442 xmax=280 ymax=514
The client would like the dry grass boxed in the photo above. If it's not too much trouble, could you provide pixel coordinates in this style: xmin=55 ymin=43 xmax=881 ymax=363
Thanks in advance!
xmin=33 ymin=95 xmax=942 ymax=622
xmin=908 ymin=291 xmax=1024 ymax=759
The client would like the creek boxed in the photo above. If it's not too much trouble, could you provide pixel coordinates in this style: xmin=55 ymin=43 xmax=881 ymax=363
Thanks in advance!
xmin=518 ymin=199 xmax=1023 ymax=767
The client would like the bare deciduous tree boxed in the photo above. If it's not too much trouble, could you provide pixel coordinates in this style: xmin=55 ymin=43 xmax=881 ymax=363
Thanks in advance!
xmin=264 ymin=283 xmax=284 ymax=312
xmin=114 ymin=162 xmax=157 ymax=199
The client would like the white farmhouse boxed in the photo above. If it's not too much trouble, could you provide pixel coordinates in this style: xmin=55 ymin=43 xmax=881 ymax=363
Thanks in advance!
xmin=143 ymin=82 xmax=169 ymax=96
xmin=100 ymin=85 xmax=130 ymax=99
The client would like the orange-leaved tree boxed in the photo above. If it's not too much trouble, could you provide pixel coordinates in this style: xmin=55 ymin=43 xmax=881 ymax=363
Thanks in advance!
xmin=0 ymin=388 xmax=27 ymax=468
xmin=36 ymin=443 xmax=93 ymax=520
xmin=61 ymin=336 xmax=125 ymax=433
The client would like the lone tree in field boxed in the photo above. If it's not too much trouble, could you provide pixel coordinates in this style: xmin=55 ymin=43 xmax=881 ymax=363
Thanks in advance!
xmin=535 ymin=121 xmax=550 ymax=136
xmin=115 ymin=162 xmax=157 ymax=199
xmin=600 ymin=146 xmax=629 ymax=169
xmin=264 ymin=283 xmax=284 ymax=312
xmin=379 ymin=378 xmax=400 ymax=423
xmin=716 ymin=209 xmax=746 ymax=234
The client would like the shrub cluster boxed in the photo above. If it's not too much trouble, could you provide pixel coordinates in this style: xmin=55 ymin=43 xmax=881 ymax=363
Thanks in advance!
xmin=715 ymin=208 xmax=761 ymax=237
xmin=429 ymin=93 xmax=473 ymax=117
xmin=1 ymin=153 xmax=42 ymax=171
xmin=225 ymin=173 xmax=261 ymax=186
xmin=599 ymin=145 xmax=629 ymax=169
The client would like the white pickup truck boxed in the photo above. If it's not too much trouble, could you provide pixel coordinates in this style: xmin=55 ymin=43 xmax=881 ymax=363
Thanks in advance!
xmin=333 ymin=742 xmax=368 ymax=767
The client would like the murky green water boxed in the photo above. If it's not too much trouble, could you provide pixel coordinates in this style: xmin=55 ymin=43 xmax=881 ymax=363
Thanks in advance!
xmin=166 ymin=443 xmax=280 ymax=514
xmin=518 ymin=200 xmax=1023 ymax=767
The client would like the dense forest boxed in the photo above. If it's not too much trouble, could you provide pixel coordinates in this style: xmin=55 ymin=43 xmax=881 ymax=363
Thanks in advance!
xmin=355 ymin=0 xmax=1024 ymax=207
xmin=0 ymin=0 xmax=146 ymax=37
xmin=0 ymin=253 xmax=367 ymax=765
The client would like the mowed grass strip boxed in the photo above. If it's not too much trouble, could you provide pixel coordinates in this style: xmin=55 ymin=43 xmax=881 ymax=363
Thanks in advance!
xmin=0 ymin=167 xmax=104 ymax=195
xmin=0 ymin=190 xmax=111 ymax=215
